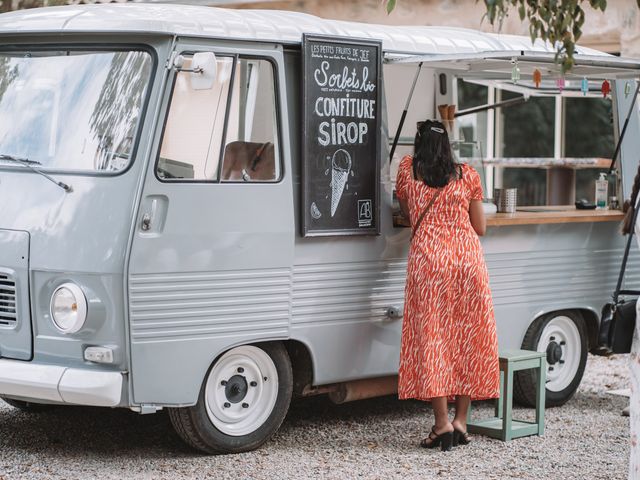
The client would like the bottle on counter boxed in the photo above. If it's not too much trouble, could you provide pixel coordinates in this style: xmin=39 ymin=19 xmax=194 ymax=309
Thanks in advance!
xmin=595 ymin=173 xmax=608 ymax=209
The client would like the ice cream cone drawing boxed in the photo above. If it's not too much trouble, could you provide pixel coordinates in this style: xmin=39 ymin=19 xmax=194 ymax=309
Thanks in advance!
xmin=330 ymin=149 xmax=352 ymax=217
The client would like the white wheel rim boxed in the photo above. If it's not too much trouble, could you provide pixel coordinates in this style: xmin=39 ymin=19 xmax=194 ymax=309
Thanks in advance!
xmin=204 ymin=346 xmax=279 ymax=437
xmin=536 ymin=316 xmax=582 ymax=392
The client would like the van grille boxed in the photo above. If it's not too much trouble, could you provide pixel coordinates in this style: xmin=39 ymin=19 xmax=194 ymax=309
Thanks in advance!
xmin=0 ymin=273 xmax=17 ymax=326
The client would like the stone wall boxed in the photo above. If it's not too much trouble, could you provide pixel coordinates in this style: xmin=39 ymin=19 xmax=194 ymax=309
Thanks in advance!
xmin=229 ymin=0 xmax=640 ymax=56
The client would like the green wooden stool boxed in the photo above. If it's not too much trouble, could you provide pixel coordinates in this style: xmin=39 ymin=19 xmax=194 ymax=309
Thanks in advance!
xmin=466 ymin=349 xmax=546 ymax=441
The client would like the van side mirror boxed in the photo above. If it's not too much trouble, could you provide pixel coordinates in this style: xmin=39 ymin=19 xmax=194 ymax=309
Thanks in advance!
xmin=173 ymin=52 xmax=217 ymax=90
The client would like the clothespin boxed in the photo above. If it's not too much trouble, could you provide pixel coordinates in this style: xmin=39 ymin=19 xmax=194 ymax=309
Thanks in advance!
xmin=556 ymin=77 xmax=565 ymax=92
xmin=511 ymin=59 xmax=520 ymax=84
xmin=581 ymin=77 xmax=589 ymax=96
xmin=602 ymin=80 xmax=611 ymax=98
xmin=533 ymin=69 xmax=542 ymax=88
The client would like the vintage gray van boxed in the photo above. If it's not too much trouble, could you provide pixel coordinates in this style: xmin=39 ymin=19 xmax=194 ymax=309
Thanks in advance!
xmin=0 ymin=4 xmax=639 ymax=454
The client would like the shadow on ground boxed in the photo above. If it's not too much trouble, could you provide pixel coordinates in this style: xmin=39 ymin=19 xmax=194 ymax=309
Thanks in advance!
xmin=0 ymin=387 xmax=621 ymax=457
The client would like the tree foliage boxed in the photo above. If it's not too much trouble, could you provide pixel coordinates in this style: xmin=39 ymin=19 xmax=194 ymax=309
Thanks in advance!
xmin=384 ymin=0 xmax=640 ymax=72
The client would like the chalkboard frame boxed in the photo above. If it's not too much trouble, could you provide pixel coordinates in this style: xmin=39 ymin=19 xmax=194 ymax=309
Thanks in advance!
xmin=301 ymin=34 xmax=382 ymax=237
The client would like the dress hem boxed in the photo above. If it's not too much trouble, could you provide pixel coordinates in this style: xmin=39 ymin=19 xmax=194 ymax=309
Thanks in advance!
xmin=398 ymin=392 xmax=500 ymax=402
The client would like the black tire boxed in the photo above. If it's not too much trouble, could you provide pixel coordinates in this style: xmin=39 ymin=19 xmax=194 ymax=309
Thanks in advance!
xmin=1 ymin=397 xmax=54 ymax=412
xmin=514 ymin=311 xmax=588 ymax=408
xmin=168 ymin=342 xmax=293 ymax=454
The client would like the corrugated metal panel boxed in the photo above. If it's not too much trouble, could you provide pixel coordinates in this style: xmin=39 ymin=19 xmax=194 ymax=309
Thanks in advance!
xmin=0 ymin=4 xmax=609 ymax=58
xmin=291 ymin=260 xmax=406 ymax=326
xmin=290 ymin=245 xmax=634 ymax=326
xmin=129 ymin=268 xmax=291 ymax=342
xmin=487 ymin=247 xmax=637 ymax=307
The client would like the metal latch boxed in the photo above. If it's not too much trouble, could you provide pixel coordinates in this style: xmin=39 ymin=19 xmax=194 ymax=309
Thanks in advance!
xmin=141 ymin=213 xmax=151 ymax=231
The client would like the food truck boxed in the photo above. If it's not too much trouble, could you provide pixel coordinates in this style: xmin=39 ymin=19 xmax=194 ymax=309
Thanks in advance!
xmin=0 ymin=4 xmax=639 ymax=454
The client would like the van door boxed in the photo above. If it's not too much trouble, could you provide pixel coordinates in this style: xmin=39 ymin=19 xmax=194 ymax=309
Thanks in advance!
xmin=127 ymin=39 xmax=294 ymax=405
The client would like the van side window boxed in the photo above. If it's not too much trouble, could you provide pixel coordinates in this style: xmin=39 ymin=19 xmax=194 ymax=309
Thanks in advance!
xmin=157 ymin=55 xmax=234 ymax=180
xmin=220 ymin=59 xmax=280 ymax=182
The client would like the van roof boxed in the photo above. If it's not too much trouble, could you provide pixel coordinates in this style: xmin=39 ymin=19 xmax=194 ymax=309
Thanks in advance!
xmin=0 ymin=3 xmax=609 ymax=58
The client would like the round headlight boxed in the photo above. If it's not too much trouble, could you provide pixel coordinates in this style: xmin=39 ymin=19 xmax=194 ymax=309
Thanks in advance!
xmin=50 ymin=283 xmax=88 ymax=334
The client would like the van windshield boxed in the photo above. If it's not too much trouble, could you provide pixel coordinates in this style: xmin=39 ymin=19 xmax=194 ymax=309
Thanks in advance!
xmin=0 ymin=49 xmax=152 ymax=173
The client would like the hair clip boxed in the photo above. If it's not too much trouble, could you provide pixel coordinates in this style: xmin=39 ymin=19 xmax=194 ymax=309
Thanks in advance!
xmin=430 ymin=126 xmax=445 ymax=134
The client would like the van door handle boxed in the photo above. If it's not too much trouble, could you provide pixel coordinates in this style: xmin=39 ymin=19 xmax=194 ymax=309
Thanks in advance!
xmin=141 ymin=213 xmax=152 ymax=231
xmin=139 ymin=195 xmax=168 ymax=234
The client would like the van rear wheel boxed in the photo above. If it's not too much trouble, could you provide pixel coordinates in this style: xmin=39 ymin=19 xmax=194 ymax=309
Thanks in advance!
xmin=168 ymin=342 xmax=292 ymax=454
xmin=514 ymin=311 xmax=587 ymax=407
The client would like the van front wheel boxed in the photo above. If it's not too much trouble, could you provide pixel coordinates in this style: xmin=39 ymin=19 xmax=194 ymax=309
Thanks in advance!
xmin=514 ymin=311 xmax=587 ymax=408
xmin=168 ymin=342 xmax=292 ymax=454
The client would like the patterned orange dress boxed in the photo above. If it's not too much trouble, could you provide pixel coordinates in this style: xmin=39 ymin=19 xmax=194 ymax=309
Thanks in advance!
xmin=396 ymin=155 xmax=500 ymax=401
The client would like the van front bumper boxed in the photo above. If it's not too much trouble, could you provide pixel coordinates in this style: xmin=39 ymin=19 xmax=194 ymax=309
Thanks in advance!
xmin=0 ymin=359 xmax=123 ymax=407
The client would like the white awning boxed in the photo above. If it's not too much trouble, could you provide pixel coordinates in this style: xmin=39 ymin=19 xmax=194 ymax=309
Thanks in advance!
xmin=386 ymin=50 xmax=640 ymax=97
xmin=385 ymin=50 xmax=640 ymax=81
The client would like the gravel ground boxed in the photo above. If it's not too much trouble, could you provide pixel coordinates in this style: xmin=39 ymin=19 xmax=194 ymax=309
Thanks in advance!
xmin=0 ymin=354 xmax=631 ymax=480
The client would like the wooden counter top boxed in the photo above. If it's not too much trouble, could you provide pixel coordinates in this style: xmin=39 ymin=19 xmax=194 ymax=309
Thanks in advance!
xmin=393 ymin=206 xmax=625 ymax=228
xmin=486 ymin=206 xmax=624 ymax=227
xmin=464 ymin=157 xmax=611 ymax=170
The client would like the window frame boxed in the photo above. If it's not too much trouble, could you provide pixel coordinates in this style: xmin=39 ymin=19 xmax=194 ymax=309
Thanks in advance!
xmin=155 ymin=50 xmax=284 ymax=185
xmin=0 ymin=43 xmax=158 ymax=177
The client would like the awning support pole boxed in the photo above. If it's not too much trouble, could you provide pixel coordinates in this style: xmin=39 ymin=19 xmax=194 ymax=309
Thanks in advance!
xmin=389 ymin=62 xmax=422 ymax=164
xmin=608 ymin=80 xmax=640 ymax=175
xmin=454 ymin=96 xmax=528 ymax=117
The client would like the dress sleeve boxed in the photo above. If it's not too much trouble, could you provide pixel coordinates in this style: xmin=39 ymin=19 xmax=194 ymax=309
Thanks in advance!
xmin=466 ymin=165 xmax=484 ymax=201
xmin=396 ymin=156 xmax=412 ymax=201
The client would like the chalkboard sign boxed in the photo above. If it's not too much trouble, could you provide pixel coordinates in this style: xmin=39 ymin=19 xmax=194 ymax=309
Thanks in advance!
xmin=302 ymin=35 xmax=382 ymax=237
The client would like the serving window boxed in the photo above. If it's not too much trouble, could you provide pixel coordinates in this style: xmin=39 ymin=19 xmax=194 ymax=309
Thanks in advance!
xmin=454 ymin=79 xmax=616 ymax=208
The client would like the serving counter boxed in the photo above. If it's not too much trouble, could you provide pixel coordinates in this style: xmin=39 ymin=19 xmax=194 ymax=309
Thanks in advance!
xmin=485 ymin=206 xmax=624 ymax=227
xmin=393 ymin=206 xmax=624 ymax=229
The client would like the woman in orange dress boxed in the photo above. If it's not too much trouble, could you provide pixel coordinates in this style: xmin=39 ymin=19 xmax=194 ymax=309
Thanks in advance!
xmin=396 ymin=119 xmax=500 ymax=451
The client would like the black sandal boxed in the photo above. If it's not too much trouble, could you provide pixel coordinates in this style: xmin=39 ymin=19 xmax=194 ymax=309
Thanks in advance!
xmin=453 ymin=428 xmax=471 ymax=446
xmin=420 ymin=426 xmax=453 ymax=451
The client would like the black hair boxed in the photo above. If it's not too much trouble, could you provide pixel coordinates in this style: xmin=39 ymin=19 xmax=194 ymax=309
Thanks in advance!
xmin=622 ymin=162 xmax=640 ymax=235
xmin=413 ymin=119 xmax=461 ymax=188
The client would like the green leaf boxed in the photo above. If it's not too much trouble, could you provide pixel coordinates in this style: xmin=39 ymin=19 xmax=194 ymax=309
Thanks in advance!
xmin=573 ymin=25 xmax=582 ymax=40
xmin=482 ymin=0 xmax=615 ymax=73
xmin=488 ymin=6 xmax=496 ymax=24
xmin=539 ymin=6 xmax=549 ymax=21
xmin=386 ymin=0 xmax=396 ymax=14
